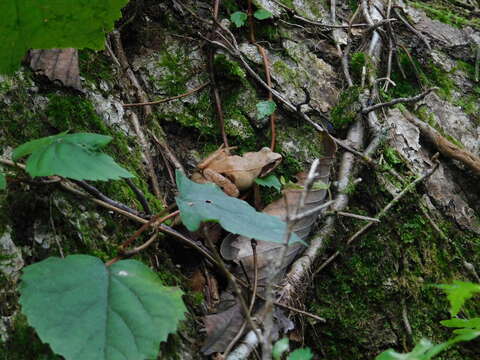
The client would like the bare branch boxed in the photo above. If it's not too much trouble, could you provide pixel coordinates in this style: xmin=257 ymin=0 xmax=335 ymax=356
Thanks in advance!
xmin=361 ymin=88 xmax=438 ymax=114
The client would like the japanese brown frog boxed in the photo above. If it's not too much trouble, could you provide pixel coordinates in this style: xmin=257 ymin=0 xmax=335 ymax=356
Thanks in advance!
xmin=191 ymin=146 xmax=282 ymax=197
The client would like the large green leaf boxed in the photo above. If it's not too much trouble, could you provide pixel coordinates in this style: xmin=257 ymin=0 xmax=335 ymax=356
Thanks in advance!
xmin=175 ymin=170 xmax=303 ymax=244
xmin=436 ymin=281 xmax=480 ymax=316
xmin=0 ymin=0 xmax=129 ymax=74
xmin=13 ymin=132 xmax=133 ymax=181
xmin=19 ymin=255 xmax=186 ymax=360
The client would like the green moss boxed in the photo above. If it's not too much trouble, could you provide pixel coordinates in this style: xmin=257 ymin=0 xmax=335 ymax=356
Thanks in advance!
xmin=411 ymin=2 xmax=480 ymax=29
xmin=256 ymin=24 xmax=280 ymax=42
xmin=348 ymin=0 xmax=358 ymax=11
xmin=0 ymin=314 xmax=60 ymax=359
xmin=273 ymin=60 xmax=298 ymax=85
xmin=0 ymin=72 xmax=46 ymax=148
xmin=222 ymin=0 xmax=240 ymax=13
xmin=156 ymin=50 xmax=191 ymax=96
xmin=330 ymin=86 xmax=361 ymax=129
xmin=456 ymin=60 xmax=476 ymax=80
xmin=78 ymin=49 xmax=114 ymax=83
xmin=214 ymin=54 xmax=246 ymax=81
xmin=46 ymin=94 xmax=106 ymax=131
xmin=420 ymin=63 xmax=456 ymax=99
xmin=386 ymin=50 xmax=457 ymax=102
xmin=350 ymin=52 xmax=369 ymax=80
xmin=384 ymin=147 xmax=402 ymax=166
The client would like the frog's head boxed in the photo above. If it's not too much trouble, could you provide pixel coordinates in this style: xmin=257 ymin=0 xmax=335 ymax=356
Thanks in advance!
xmin=230 ymin=147 xmax=282 ymax=191
xmin=255 ymin=147 xmax=282 ymax=177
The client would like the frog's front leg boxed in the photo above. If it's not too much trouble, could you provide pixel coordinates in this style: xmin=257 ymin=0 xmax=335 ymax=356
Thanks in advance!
xmin=203 ymin=168 xmax=239 ymax=197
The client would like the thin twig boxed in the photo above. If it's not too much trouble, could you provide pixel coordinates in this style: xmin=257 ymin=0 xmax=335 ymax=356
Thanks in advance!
xmin=73 ymin=180 xmax=146 ymax=218
xmin=362 ymin=88 xmax=438 ymax=114
xmin=125 ymin=179 xmax=151 ymax=215
xmin=326 ymin=211 xmax=380 ymax=222
xmin=148 ymin=130 xmax=185 ymax=173
xmin=293 ymin=15 xmax=394 ymax=29
xmin=122 ymin=82 xmax=209 ymax=107
xmin=290 ymin=200 xmax=335 ymax=221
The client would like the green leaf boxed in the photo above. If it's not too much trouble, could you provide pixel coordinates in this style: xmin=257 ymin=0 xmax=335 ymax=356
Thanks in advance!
xmin=19 ymin=255 xmax=186 ymax=360
xmin=0 ymin=0 xmax=129 ymax=74
xmin=255 ymin=175 xmax=281 ymax=191
xmin=175 ymin=170 xmax=303 ymax=244
xmin=451 ymin=328 xmax=480 ymax=341
xmin=273 ymin=338 xmax=289 ymax=360
xmin=375 ymin=339 xmax=439 ymax=360
xmin=254 ymin=9 xmax=273 ymax=20
xmin=0 ymin=171 xmax=5 ymax=190
xmin=436 ymin=281 xmax=480 ymax=316
xmin=13 ymin=132 xmax=134 ymax=181
xmin=441 ymin=317 xmax=480 ymax=329
xmin=256 ymin=100 xmax=277 ymax=119
xmin=288 ymin=347 xmax=313 ymax=360
xmin=230 ymin=11 xmax=248 ymax=27
xmin=375 ymin=334 xmax=480 ymax=360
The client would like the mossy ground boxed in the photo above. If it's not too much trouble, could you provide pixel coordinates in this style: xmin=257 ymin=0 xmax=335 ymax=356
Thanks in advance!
xmin=306 ymin=165 xmax=480 ymax=359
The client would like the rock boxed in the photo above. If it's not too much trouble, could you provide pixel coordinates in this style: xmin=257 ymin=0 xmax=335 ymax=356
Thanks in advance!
xmin=240 ymin=40 xmax=339 ymax=113
xmin=0 ymin=227 xmax=24 ymax=280
xmin=386 ymin=108 xmax=480 ymax=234
xmin=421 ymin=93 xmax=480 ymax=155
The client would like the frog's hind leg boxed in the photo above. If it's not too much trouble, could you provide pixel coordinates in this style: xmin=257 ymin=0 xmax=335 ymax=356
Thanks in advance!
xmin=203 ymin=168 xmax=240 ymax=197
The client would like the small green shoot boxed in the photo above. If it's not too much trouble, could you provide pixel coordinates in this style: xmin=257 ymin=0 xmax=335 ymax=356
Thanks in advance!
xmin=230 ymin=11 xmax=248 ymax=27
xmin=256 ymin=100 xmax=277 ymax=120
xmin=255 ymin=175 xmax=281 ymax=191
xmin=254 ymin=9 xmax=273 ymax=20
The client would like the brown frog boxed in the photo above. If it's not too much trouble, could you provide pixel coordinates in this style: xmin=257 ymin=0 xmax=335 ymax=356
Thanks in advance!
xmin=191 ymin=146 xmax=282 ymax=197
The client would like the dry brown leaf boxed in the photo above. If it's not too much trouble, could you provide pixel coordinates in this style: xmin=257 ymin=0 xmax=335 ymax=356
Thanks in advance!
xmin=29 ymin=48 xmax=82 ymax=90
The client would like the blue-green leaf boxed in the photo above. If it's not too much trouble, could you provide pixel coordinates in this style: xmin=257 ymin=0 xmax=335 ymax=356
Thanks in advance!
xmin=19 ymin=255 xmax=186 ymax=360
xmin=230 ymin=11 xmax=248 ymax=27
xmin=254 ymin=9 xmax=273 ymax=20
xmin=13 ymin=133 xmax=134 ymax=181
xmin=436 ymin=281 xmax=480 ymax=316
xmin=255 ymin=174 xmax=281 ymax=191
xmin=175 ymin=170 xmax=303 ymax=244
xmin=256 ymin=100 xmax=277 ymax=119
